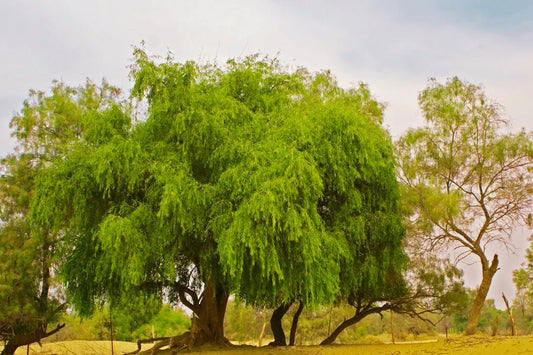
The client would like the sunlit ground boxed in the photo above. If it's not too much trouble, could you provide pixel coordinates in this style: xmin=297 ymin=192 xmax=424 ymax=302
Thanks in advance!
xmin=7 ymin=335 xmax=533 ymax=354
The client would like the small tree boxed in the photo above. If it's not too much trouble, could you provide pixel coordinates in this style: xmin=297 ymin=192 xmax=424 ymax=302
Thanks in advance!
xmin=512 ymin=268 xmax=529 ymax=318
xmin=512 ymin=239 xmax=533 ymax=333
xmin=0 ymin=80 xmax=124 ymax=354
xmin=397 ymin=77 xmax=533 ymax=335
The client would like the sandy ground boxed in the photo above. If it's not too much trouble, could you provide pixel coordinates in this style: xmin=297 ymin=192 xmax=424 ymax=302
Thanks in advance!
xmin=7 ymin=335 xmax=533 ymax=355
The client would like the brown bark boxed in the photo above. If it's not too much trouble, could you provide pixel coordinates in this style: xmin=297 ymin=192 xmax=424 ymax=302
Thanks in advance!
xmin=269 ymin=302 xmax=292 ymax=346
xmin=194 ymin=280 xmax=229 ymax=345
xmin=0 ymin=323 xmax=65 ymax=355
xmin=321 ymin=311 xmax=366 ymax=345
xmin=320 ymin=303 xmax=393 ymax=345
xmin=130 ymin=280 xmax=230 ymax=354
xmin=288 ymin=302 xmax=304 ymax=346
xmin=502 ymin=292 xmax=516 ymax=336
xmin=465 ymin=254 xmax=499 ymax=336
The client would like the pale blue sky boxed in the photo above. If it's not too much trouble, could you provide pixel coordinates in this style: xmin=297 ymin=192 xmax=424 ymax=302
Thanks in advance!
xmin=1 ymin=0 xmax=532 ymax=306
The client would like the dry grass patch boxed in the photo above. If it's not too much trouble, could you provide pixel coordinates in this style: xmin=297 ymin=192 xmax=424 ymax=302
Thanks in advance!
xmin=7 ymin=335 xmax=533 ymax=355
xmin=10 ymin=340 xmax=151 ymax=355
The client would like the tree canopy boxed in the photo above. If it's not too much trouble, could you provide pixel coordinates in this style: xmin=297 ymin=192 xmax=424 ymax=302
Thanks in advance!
xmin=26 ymin=50 xmax=406 ymax=347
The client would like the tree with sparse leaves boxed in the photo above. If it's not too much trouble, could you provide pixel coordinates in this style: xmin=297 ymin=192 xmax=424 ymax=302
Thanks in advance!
xmin=397 ymin=77 xmax=533 ymax=336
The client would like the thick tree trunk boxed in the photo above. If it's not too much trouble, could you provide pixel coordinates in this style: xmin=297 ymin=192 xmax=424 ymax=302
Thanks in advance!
xmin=135 ymin=279 xmax=230 ymax=354
xmin=288 ymin=302 xmax=304 ymax=346
xmin=465 ymin=254 xmax=498 ymax=336
xmin=194 ymin=280 xmax=229 ymax=345
xmin=269 ymin=302 xmax=292 ymax=346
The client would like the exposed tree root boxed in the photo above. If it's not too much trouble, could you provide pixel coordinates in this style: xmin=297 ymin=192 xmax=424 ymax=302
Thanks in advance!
xmin=126 ymin=331 xmax=233 ymax=354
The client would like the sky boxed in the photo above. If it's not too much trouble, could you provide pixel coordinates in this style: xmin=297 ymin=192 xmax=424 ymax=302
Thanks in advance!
xmin=1 ymin=0 xmax=533 ymax=308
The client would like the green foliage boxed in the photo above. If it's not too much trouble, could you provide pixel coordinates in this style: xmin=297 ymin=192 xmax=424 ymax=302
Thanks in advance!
xmin=49 ymin=306 xmax=190 ymax=342
xmin=28 ymin=49 xmax=405 ymax=336
xmin=511 ymin=240 xmax=533 ymax=334
xmin=0 ymin=79 xmax=127 ymax=349
xmin=398 ymin=77 xmax=533 ymax=251
xmin=451 ymin=295 xmax=509 ymax=334
xmin=224 ymin=300 xmax=270 ymax=343
xmin=132 ymin=305 xmax=190 ymax=340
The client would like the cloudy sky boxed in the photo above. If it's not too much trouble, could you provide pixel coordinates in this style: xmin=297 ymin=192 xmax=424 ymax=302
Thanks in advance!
xmin=1 ymin=0 xmax=532 ymax=307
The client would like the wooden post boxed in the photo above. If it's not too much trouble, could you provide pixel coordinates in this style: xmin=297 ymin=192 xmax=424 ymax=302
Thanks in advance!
xmin=110 ymin=310 xmax=115 ymax=355
xmin=258 ymin=307 xmax=267 ymax=347
xmin=444 ymin=316 xmax=449 ymax=340
xmin=390 ymin=310 xmax=395 ymax=344
xmin=502 ymin=292 xmax=517 ymax=336
xmin=327 ymin=305 xmax=333 ymax=338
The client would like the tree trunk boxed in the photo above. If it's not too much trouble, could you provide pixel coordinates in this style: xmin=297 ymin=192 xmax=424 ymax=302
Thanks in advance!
xmin=321 ymin=308 xmax=373 ymax=345
xmin=0 ymin=324 xmax=65 ymax=355
xmin=194 ymin=280 xmax=229 ymax=345
xmin=134 ymin=280 xmax=229 ymax=354
xmin=502 ymin=292 xmax=516 ymax=336
xmin=288 ymin=302 xmax=304 ymax=346
xmin=320 ymin=303 xmax=393 ymax=345
xmin=269 ymin=302 xmax=292 ymax=346
xmin=321 ymin=314 xmax=361 ymax=345
xmin=465 ymin=254 xmax=498 ymax=336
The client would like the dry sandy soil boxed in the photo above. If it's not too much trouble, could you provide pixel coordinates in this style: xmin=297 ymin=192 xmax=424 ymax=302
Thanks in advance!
xmin=8 ymin=335 xmax=533 ymax=355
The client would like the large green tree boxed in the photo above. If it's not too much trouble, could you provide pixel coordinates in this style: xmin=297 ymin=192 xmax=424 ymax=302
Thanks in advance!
xmin=397 ymin=77 xmax=533 ymax=335
xmin=0 ymin=80 xmax=125 ymax=355
xmin=258 ymin=74 xmax=408 ymax=346
xmin=30 ymin=51 xmax=406 ymax=349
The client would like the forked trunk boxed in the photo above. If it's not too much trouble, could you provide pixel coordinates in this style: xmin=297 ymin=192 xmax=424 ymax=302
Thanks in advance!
xmin=465 ymin=254 xmax=498 ymax=336
xmin=132 ymin=280 xmax=229 ymax=354
xmin=269 ymin=302 xmax=292 ymax=346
